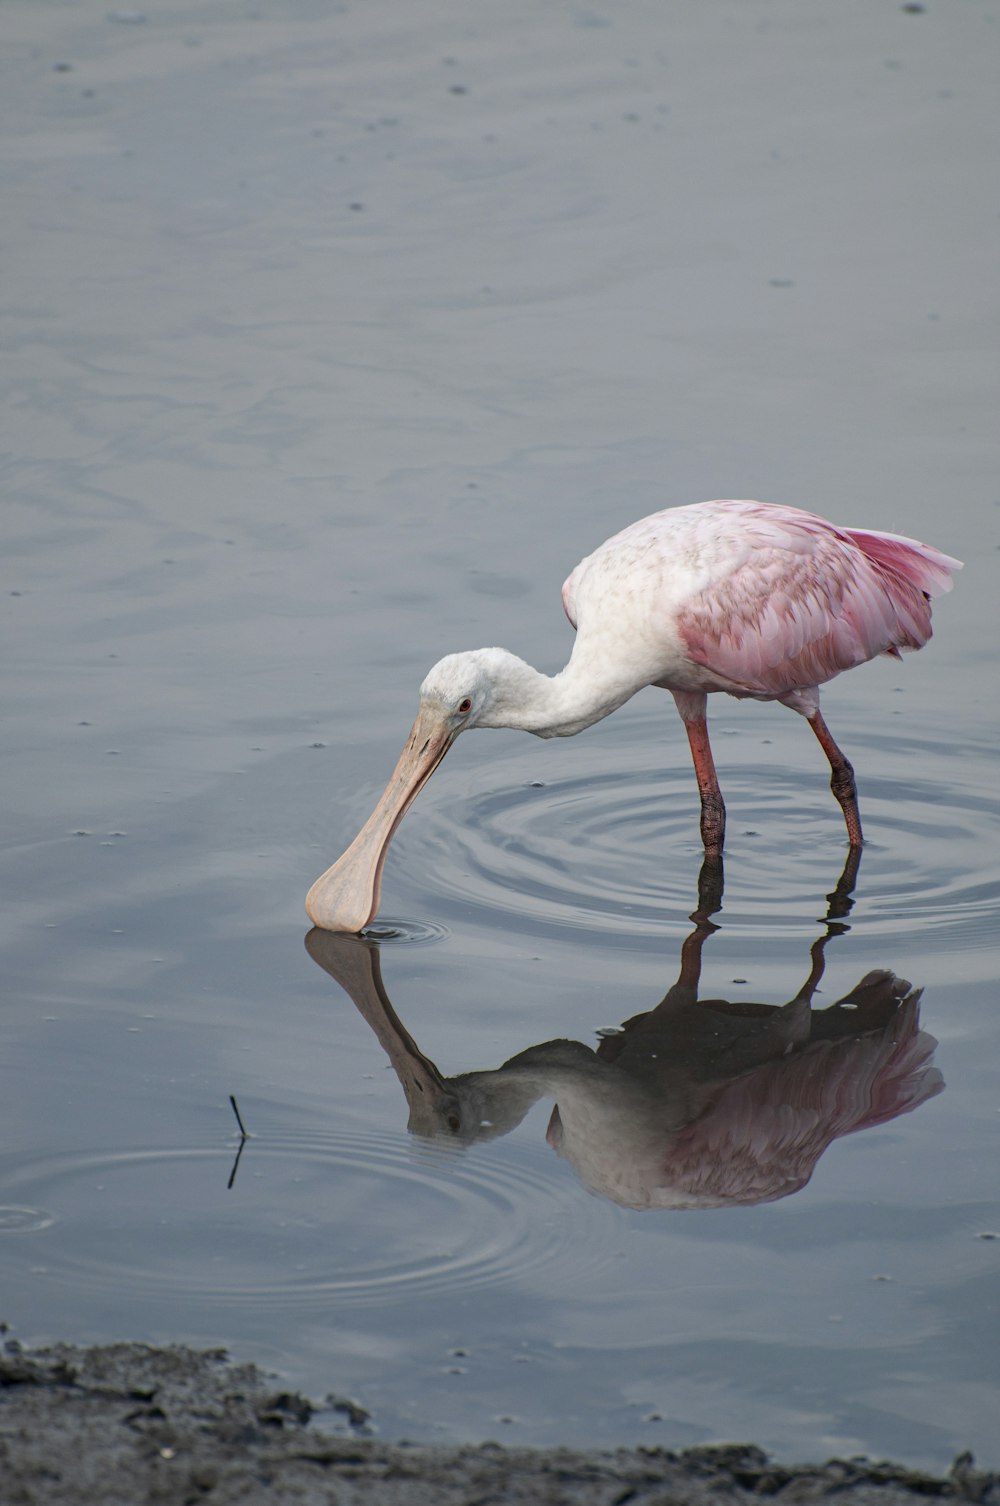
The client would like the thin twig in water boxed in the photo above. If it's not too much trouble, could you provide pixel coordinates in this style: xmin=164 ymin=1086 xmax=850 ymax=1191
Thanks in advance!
xmin=227 ymin=1094 xmax=250 ymax=1189
xmin=229 ymin=1094 xmax=248 ymax=1138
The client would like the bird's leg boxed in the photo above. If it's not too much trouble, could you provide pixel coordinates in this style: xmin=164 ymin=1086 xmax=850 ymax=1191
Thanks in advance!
xmin=673 ymin=694 xmax=726 ymax=857
xmin=808 ymin=710 xmax=863 ymax=847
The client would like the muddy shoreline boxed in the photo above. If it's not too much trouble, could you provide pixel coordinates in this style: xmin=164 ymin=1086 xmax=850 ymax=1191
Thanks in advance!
xmin=2 ymin=1342 xmax=996 ymax=1506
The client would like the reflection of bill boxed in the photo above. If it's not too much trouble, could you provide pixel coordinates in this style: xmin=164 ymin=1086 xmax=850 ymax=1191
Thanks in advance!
xmin=306 ymin=855 xmax=942 ymax=1211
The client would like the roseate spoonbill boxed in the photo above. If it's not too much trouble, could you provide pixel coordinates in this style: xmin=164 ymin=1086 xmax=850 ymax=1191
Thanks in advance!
xmin=306 ymin=499 xmax=960 ymax=932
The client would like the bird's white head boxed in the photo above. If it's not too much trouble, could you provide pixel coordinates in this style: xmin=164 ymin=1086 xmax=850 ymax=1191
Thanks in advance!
xmin=418 ymin=646 xmax=537 ymax=731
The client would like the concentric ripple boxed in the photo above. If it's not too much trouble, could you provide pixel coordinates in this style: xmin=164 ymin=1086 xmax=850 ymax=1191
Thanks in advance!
xmin=388 ymin=724 xmax=1000 ymax=948
xmin=359 ymin=917 xmax=449 ymax=945
xmin=0 ymin=1127 xmax=620 ymax=1310
xmin=395 ymin=753 xmax=711 ymax=939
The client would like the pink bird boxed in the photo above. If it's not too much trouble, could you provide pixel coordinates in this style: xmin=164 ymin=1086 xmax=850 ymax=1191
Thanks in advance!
xmin=307 ymin=499 xmax=961 ymax=933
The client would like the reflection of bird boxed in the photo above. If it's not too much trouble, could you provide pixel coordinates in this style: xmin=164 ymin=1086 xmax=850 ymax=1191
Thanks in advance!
xmin=307 ymin=499 xmax=960 ymax=932
xmin=305 ymin=856 xmax=944 ymax=1211
xmin=538 ymin=970 xmax=941 ymax=1209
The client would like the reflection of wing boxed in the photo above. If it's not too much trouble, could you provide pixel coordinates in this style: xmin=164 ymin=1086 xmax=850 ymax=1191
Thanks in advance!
xmin=659 ymin=993 xmax=942 ymax=1208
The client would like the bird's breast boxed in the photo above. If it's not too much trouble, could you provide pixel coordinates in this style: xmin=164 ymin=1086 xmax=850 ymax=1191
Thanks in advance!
xmin=569 ymin=543 xmax=732 ymax=695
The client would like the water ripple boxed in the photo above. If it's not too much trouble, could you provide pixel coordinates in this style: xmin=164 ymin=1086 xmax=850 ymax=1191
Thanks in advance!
xmin=360 ymin=917 xmax=449 ymax=945
xmin=0 ymin=1128 xmax=620 ymax=1309
xmin=391 ymin=730 xmax=1000 ymax=945
xmin=0 ymin=1205 xmax=55 ymax=1234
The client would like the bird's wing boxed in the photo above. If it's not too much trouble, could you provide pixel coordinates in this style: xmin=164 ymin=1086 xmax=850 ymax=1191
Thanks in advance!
xmin=675 ymin=512 xmax=935 ymax=697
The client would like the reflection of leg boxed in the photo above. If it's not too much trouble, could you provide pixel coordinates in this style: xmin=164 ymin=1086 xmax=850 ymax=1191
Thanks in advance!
xmin=682 ymin=714 xmax=726 ymax=857
xmin=825 ymin=845 xmax=862 ymax=922
xmin=808 ymin=709 xmax=863 ymax=846
xmin=675 ymin=915 xmax=717 ymax=995
xmin=794 ymin=932 xmax=831 ymax=1005
xmin=793 ymin=847 xmax=864 ymax=1003
xmin=660 ymin=856 xmax=725 ymax=1006
xmin=654 ymin=909 xmax=719 ymax=1014
xmin=693 ymin=852 xmax=725 ymax=924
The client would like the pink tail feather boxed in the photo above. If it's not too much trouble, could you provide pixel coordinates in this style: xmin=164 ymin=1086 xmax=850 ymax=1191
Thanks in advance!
xmin=846 ymin=527 xmax=963 ymax=599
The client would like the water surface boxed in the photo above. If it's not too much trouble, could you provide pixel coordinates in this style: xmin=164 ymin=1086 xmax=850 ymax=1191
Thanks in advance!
xmin=2 ymin=0 xmax=998 ymax=1471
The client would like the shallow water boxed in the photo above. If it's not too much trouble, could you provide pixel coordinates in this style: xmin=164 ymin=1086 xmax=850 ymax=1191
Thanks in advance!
xmin=2 ymin=0 xmax=999 ymax=1473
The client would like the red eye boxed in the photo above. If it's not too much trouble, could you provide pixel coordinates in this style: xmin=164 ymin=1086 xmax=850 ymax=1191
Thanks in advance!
xmin=457 ymin=697 xmax=473 ymax=714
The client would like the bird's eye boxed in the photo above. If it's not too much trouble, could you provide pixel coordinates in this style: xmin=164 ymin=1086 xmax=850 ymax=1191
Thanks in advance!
xmin=457 ymin=697 xmax=473 ymax=714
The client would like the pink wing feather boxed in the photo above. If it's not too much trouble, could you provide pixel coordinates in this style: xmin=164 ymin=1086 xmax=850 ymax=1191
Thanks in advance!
xmin=676 ymin=506 xmax=961 ymax=699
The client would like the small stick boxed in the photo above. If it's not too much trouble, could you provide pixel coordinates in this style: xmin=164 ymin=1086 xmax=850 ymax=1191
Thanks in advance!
xmin=227 ymin=1095 xmax=250 ymax=1190
xmin=229 ymin=1094 xmax=248 ymax=1139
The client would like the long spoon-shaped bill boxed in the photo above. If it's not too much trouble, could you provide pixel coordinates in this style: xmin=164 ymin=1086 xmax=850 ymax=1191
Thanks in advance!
xmin=305 ymin=704 xmax=456 ymax=933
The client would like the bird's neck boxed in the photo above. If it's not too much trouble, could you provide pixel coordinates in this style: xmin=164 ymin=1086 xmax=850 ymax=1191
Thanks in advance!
xmin=480 ymin=640 xmax=647 ymax=738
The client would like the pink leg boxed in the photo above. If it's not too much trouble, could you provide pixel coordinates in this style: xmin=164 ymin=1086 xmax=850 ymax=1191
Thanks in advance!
xmin=680 ymin=712 xmax=726 ymax=858
xmin=808 ymin=710 xmax=863 ymax=847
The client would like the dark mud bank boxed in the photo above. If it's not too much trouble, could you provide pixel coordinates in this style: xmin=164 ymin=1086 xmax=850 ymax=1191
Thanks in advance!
xmin=1 ymin=1343 xmax=997 ymax=1506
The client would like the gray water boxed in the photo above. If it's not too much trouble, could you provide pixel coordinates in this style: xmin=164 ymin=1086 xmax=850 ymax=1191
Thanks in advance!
xmin=2 ymin=0 xmax=998 ymax=1471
